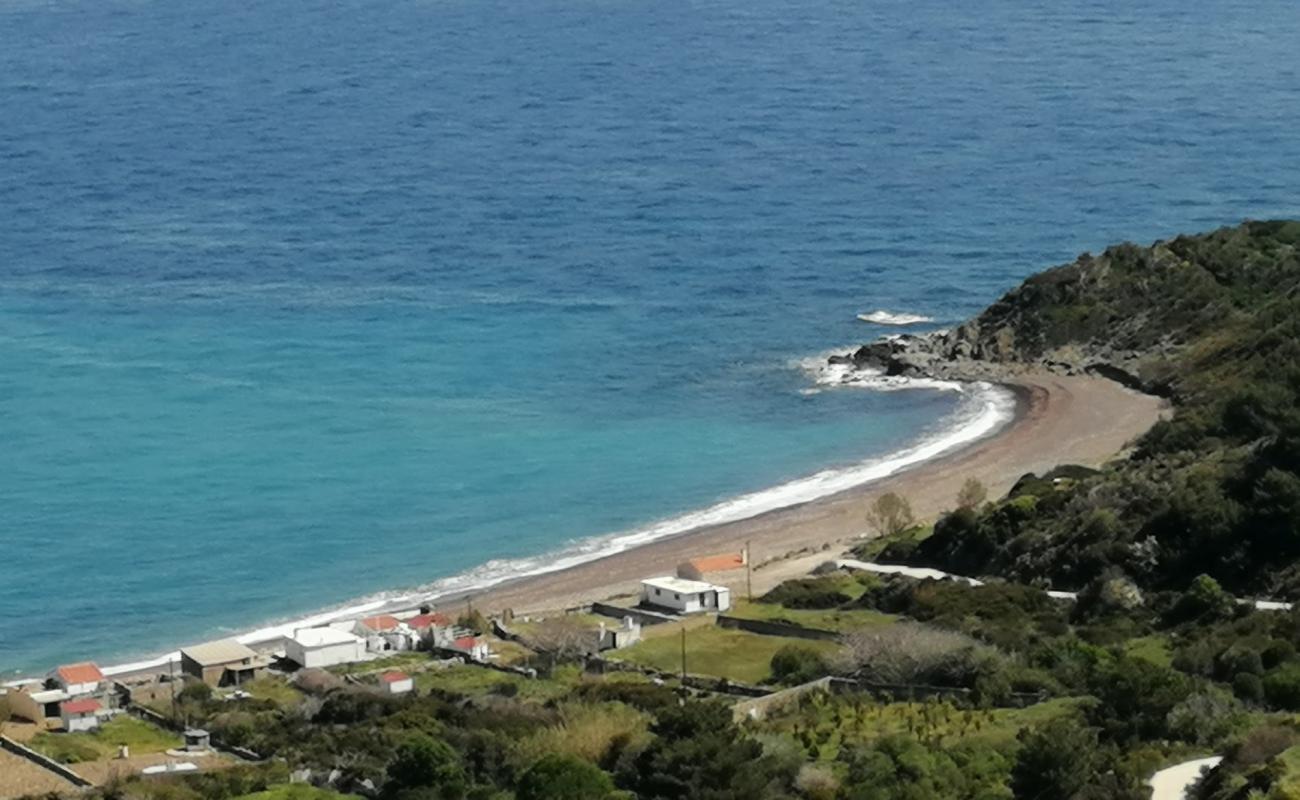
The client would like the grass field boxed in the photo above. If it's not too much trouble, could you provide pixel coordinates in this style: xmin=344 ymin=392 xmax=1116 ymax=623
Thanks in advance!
xmin=29 ymin=716 xmax=182 ymax=764
xmin=243 ymin=676 xmax=304 ymax=707
xmin=728 ymin=599 xmax=896 ymax=633
xmin=617 ymin=626 xmax=843 ymax=685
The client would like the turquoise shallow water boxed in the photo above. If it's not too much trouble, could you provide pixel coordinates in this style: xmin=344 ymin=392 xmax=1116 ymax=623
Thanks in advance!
xmin=2 ymin=0 xmax=1299 ymax=674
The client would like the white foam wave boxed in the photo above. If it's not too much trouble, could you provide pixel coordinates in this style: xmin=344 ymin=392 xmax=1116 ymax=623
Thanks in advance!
xmin=857 ymin=310 xmax=935 ymax=326
xmin=85 ymin=355 xmax=1016 ymax=681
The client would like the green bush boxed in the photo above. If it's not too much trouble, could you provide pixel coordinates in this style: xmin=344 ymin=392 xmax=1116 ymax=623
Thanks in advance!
xmin=769 ymin=644 xmax=830 ymax=686
xmin=1263 ymin=664 xmax=1300 ymax=710
xmin=516 ymin=754 xmax=617 ymax=800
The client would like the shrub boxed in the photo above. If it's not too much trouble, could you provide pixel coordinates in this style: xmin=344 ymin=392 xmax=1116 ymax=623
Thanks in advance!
xmin=1233 ymin=672 xmax=1265 ymax=703
xmin=516 ymin=753 xmax=617 ymax=800
xmin=769 ymin=645 xmax=830 ymax=686
xmin=760 ymin=576 xmax=851 ymax=609
xmin=1263 ymin=664 xmax=1300 ymax=710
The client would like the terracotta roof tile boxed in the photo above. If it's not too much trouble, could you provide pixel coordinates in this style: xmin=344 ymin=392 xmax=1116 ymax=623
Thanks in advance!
xmin=55 ymin=662 xmax=104 ymax=685
xmin=359 ymin=614 xmax=401 ymax=632
xmin=61 ymin=698 xmax=101 ymax=715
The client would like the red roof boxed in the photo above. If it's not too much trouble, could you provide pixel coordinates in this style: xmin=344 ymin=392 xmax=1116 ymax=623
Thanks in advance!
xmin=379 ymin=671 xmax=410 ymax=684
xmin=359 ymin=614 xmax=401 ymax=632
xmin=453 ymin=636 xmax=479 ymax=651
xmin=56 ymin=662 xmax=104 ymax=685
xmin=406 ymin=613 xmax=451 ymax=630
xmin=687 ymin=553 xmax=746 ymax=573
xmin=61 ymin=698 xmax=101 ymax=715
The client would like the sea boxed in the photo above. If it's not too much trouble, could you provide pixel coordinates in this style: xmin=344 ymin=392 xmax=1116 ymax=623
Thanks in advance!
xmin=2 ymin=0 xmax=1298 ymax=675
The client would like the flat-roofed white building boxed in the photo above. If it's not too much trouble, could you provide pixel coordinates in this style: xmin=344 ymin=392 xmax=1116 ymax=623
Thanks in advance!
xmin=285 ymin=627 xmax=367 ymax=669
xmin=640 ymin=577 xmax=731 ymax=614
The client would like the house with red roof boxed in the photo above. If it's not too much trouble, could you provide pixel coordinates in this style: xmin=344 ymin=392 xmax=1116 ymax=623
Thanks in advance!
xmin=676 ymin=550 xmax=747 ymax=582
xmin=404 ymin=612 xmax=454 ymax=648
xmin=450 ymin=636 xmax=490 ymax=663
xmin=60 ymin=698 xmax=102 ymax=733
xmin=8 ymin=661 xmax=115 ymax=730
xmin=353 ymin=614 xmax=415 ymax=653
xmin=50 ymin=661 xmax=105 ymax=696
xmin=378 ymin=671 xmax=414 ymax=695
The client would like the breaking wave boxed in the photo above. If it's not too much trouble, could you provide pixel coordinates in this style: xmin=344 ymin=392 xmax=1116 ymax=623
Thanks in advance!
xmin=857 ymin=310 xmax=935 ymax=326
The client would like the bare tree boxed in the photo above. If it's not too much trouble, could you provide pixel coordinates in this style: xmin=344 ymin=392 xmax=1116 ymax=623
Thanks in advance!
xmin=527 ymin=616 xmax=595 ymax=661
xmin=867 ymin=492 xmax=915 ymax=537
xmin=956 ymin=478 xmax=988 ymax=510
xmin=837 ymin=622 xmax=992 ymax=684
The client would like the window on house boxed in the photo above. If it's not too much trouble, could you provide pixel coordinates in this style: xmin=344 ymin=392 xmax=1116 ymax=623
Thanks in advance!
xmin=674 ymin=593 xmax=680 ymax=601
xmin=699 ymin=593 xmax=706 ymax=604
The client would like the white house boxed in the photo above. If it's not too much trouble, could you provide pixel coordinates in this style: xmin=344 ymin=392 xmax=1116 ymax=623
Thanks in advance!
xmin=449 ymin=636 xmax=490 ymax=663
xmin=639 ymin=577 xmax=731 ymax=614
xmin=60 ymin=698 xmax=102 ymax=732
xmin=50 ymin=662 xmax=105 ymax=697
xmin=379 ymin=671 xmax=414 ymax=695
xmin=353 ymin=615 xmax=415 ymax=653
xmin=285 ymin=627 xmax=367 ymax=669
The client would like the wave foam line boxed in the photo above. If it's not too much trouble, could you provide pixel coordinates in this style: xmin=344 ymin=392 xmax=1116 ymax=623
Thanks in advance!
xmin=89 ymin=360 xmax=1016 ymax=680
xmin=857 ymin=310 xmax=935 ymax=325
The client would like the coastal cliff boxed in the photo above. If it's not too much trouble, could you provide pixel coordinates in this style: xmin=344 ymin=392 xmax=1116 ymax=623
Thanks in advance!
xmin=848 ymin=220 xmax=1300 ymax=598
xmin=836 ymin=219 xmax=1300 ymax=399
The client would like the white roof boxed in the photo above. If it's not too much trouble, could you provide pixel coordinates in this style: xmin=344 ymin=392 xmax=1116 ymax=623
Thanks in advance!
xmin=641 ymin=576 xmax=726 ymax=594
xmin=292 ymin=627 xmax=363 ymax=648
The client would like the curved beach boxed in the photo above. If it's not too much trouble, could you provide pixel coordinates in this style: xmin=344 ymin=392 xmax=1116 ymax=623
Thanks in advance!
xmin=470 ymin=372 xmax=1169 ymax=614
xmin=81 ymin=371 xmax=1167 ymax=683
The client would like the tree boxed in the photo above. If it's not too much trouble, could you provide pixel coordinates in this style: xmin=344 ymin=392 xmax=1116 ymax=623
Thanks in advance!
xmin=867 ymin=492 xmax=915 ymax=537
xmin=517 ymin=754 xmax=617 ymax=800
xmin=837 ymin=622 xmax=998 ymax=686
xmin=956 ymin=478 xmax=988 ymax=509
xmin=1011 ymin=718 xmax=1101 ymax=800
xmin=618 ymin=701 xmax=799 ymax=799
xmin=0 ymin=695 xmax=9 ymax=737
xmin=384 ymin=734 xmax=466 ymax=799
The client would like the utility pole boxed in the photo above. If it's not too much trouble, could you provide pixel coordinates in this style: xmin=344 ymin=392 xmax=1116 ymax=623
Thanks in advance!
xmin=745 ymin=540 xmax=753 ymax=602
xmin=680 ymin=627 xmax=687 ymax=682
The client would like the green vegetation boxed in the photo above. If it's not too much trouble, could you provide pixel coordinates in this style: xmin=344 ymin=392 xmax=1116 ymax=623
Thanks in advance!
xmin=234 ymin=787 xmax=362 ymax=800
xmin=30 ymin=716 xmax=181 ymax=763
xmin=618 ymin=625 xmax=842 ymax=685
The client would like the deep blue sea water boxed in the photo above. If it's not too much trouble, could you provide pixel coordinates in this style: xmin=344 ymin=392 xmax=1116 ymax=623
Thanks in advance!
xmin=2 ymin=0 xmax=1299 ymax=674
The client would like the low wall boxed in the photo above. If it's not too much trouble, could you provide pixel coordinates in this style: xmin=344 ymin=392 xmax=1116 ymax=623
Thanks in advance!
xmin=590 ymin=603 xmax=678 ymax=626
xmin=733 ymin=677 xmax=833 ymax=722
xmin=716 ymin=616 xmax=841 ymax=641
xmin=0 ymin=734 xmax=92 ymax=788
xmin=583 ymin=656 xmax=771 ymax=698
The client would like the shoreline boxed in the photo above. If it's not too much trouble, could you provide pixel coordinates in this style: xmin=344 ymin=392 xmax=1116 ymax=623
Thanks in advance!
xmin=72 ymin=370 xmax=1167 ymax=685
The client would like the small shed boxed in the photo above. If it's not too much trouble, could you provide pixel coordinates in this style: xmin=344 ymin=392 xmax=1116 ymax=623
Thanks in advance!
xmin=60 ymin=698 xmax=101 ymax=732
xmin=640 ymin=577 xmax=731 ymax=614
xmin=180 ymin=639 xmax=268 ymax=687
xmin=379 ymin=671 xmax=414 ymax=695
xmin=598 ymin=617 xmax=642 ymax=651
xmin=183 ymin=728 xmax=211 ymax=752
